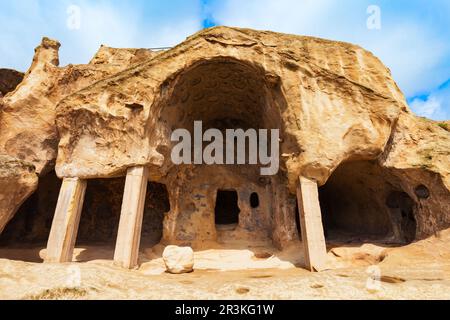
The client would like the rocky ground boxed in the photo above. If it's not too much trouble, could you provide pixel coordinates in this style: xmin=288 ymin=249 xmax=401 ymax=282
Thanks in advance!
xmin=0 ymin=229 xmax=449 ymax=300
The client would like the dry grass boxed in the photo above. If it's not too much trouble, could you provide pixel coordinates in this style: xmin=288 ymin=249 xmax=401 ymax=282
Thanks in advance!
xmin=438 ymin=123 xmax=449 ymax=132
xmin=25 ymin=287 xmax=88 ymax=300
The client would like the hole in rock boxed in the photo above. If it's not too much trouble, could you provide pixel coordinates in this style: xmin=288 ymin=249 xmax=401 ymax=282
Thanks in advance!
xmin=76 ymin=178 xmax=125 ymax=246
xmin=125 ymin=103 xmax=144 ymax=111
xmin=0 ymin=173 xmax=170 ymax=261
xmin=0 ymin=171 xmax=61 ymax=247
xmin=215 ymin=190 xmax=240 ymax=226
xmin=158 ymin=57 xmax=288 ymax=139
xmin=154 ymin=57 xmax=300 ymax=246
xmin=385 ymin=191 xmax=417 ymax=243
xmin=141 ymin=182 xmax=171 ymax=246
xmin=414 ymin=185 xmax=430 ymax=199
xmin=295 ymin=200 xmax=302 ymax=240
xmin=250 ymin=192 xmax=260 ymax=208
xmin=319 ymin=160 xmax=417 ymax=244
xmin=77 ymin=179 xmax=170 ymax=247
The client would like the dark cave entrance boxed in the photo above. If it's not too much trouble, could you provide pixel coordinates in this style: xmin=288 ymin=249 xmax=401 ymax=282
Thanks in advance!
xmin=215 ymin=190 xmax=240 ymax=226
xmin=141 ymin=182 xmax=171 ymax=246
xmin=0 ymin=171 xmax=61 ymax=247
xmin=318 ymin=160 xmax=417 ymax=244
xmin=250 ymin=192 xmax=260 ymax=209
xmin=0 ymin=174 xmax=170 ymax=250
xmin=76 ymin=178 xmax=125 ymax=246
xmin=0 ymin=176 xmax=128 ymax=249
xmin=385 ymin=191 xmax=417 ymax=244
xmin=77 ymin=179 xmax=170 ymax=247
xmin=155 ymin=57 xmax=298 ymax=243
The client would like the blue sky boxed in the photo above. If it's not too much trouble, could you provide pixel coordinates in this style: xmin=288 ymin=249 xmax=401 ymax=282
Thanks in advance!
xmin=0 ymin=0 xmax=449 ymax=120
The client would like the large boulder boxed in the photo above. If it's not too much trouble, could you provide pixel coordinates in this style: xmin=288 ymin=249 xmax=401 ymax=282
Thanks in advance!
xmin=162 ymin=246 xmax=195 ymax=274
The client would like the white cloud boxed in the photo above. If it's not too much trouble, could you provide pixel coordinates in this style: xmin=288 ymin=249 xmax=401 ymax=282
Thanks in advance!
xmin=60 ymin=1 xmax=201 ymax=65
xmin=0 ymin=0 xmax=202 ymax=70
xmin=359 ymin=24 xmax=450 ymax=96
xmin=410 ymin=85 xmax=450 ymax=120
xmin=410 ymin=97 xmax=443 ymax=119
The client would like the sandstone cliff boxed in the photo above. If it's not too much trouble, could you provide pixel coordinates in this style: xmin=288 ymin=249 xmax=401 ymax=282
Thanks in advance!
xmin=0 ymin=38 xmax=155 ymax=232
xmin=0 ymin=26 xmax=448 ymax=241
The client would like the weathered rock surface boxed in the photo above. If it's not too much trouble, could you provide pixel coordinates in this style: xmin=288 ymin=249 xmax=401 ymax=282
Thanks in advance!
xmin=0 ymin=155 xmax=38 ymax=233
xmin=379 ymin=113 xmax=450 ymax=239
xmin=55 ymin=26 xmax=406 ymax=186
xmin=50 ymin=26 xmax=449 ymax=245
xmin=0 ymin=69 xmax=24 ymax=97
xmin=0 ymin=38 xmax=155 ymax=232
xmin=319 ymin=113 xmax=450 ymax=243
xmin=0 ymin=38 xmax=155 ymax=176
xmin=162 ymin=245 xmax=194 ymax=274
xmin=0 ymin=26 xmax=448 ymax=249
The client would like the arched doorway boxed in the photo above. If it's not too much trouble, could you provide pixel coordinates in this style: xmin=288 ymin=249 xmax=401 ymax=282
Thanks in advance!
xmin=319 ymin=160 xmax=417 ymax=244
xmin=215 ymin=189 xmax=240 ymax=226
xmin=153 ymin=57 xmax=296 ymax=247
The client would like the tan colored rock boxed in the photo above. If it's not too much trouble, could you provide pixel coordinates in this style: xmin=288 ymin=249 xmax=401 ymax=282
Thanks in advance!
xmin=379 ymin=112 xmax=450 ymax=239
xmin=296 ymin=176 xmax=328 ymax=272
xmin=55 ymin=26 xmax=405 ymax=187
xmin=0 ymin=155 xmax=38 ymax=233
xmin=0 ymin=38 xmax=155 ymax=235
xmin=0 ymin=37 xmax=155 ymax=176
xmin=329 ymin=244 xmax=388 ymax=267
xmin=162 ymin=245 xmax=194 ymax=274
xmin=0 ymin=26 xmax=448 ymax=260
xmin=52 ymin=26 xmax=413 ymax=247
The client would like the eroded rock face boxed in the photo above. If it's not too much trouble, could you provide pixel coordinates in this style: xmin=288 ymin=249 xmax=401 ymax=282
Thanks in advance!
xmin=0 ymin=38 xmax=155 ymax=176
xmin=53 ymin=26 xmax=431 ymax=246
xmin=0 ymin=26 xmax=448 ymax=247
xmin=379 ymin=112 xmax=450 ymax=239
xmin=0 ymin=38 xmax=155 ymax=234
xmin=0 ymin=155 xmax=38 ymax=233
xmin=55 ymin=27 xmax=406 ymax=189
xmin=318 ymin=112 xmax=450 ymax=242
xmin=0 ymin=176 xmax=169 ymax=245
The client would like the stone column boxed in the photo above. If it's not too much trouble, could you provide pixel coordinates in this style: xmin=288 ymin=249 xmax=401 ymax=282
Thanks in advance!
xmin=296 ymin=176 xmax=328 ymax=272
xmin=114 ymin=166 xmax=149 ymax=269
xmin=45 ymin=178 xmax=87 ymax=263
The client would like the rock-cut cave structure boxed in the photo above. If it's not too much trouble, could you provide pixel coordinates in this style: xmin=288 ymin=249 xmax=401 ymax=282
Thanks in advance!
xmin=0 ymin=27 xmax=449 ymax=272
